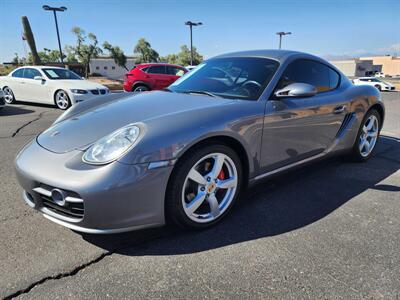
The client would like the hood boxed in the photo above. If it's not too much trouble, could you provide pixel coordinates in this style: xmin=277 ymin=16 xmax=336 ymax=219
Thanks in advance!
xmin=55 ymin=79 xmax=107 ymax=90
xmin=37 ymin=91 xmax=235 ymax=153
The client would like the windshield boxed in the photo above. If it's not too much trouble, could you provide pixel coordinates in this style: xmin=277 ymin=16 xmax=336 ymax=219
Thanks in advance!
xmin=169 ymin=57 xmax=279 ymax=100
xmin=42 ymin=68 xmax=82 ymax=80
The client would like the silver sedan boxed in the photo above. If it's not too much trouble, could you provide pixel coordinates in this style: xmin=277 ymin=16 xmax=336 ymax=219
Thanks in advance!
xmin=15 ymin=50 xmax=384 ymax=233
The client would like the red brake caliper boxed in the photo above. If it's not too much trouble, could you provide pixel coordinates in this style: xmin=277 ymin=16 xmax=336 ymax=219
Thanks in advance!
xmin=217 ymin=169 xmax=225 ymax=180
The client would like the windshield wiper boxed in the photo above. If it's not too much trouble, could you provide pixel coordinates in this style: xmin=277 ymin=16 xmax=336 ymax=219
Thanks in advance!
xmin=181 ymin=90 xmax=220 ymax=98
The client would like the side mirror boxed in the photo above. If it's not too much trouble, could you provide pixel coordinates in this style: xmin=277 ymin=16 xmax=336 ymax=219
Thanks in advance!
xmin=34 ymin=76 xmax=45 ymax=81
xmin=274 ymin=83 xmax=317 ymax=98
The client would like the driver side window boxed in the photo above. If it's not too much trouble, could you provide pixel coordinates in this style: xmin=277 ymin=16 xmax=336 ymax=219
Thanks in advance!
xmin=276 ymin=59 xmax=339 ymax=93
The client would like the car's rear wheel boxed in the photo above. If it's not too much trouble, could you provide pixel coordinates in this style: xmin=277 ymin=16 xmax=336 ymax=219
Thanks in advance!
xmin=166 ymin=144 xmax=242 ymax=229
xmin=133 ymin=85 xmax=149 ymax=92
xmin=3 ymin=87 xmax=15 ymax=104
xmin=350 ymin=109 xmax=381 ymax=161
xmin=54 ymin=90 xmax=71 ymax=110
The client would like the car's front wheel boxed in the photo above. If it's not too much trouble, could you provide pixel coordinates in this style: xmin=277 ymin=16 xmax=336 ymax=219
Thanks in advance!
xmin=133 ymin=85 xmax=149 ymax=92
xmin=166 ymin=144 xmax=243 ymax=229
xmin=54 ymin=90 xmax=71 ymax=110
xmin=351 ymin=109 xmax=381 ymax=161
xmin=3 ymin=87 xmax=16 ymax=104
xmin=375 ymin=84 xmax=382 ymax=92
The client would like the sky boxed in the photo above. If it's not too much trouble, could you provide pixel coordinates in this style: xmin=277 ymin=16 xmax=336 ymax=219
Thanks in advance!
xmin=0 ymin=0 xmax=399 ymax=62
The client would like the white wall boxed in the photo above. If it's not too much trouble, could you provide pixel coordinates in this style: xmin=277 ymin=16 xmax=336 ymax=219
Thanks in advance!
xmin=89 ymin=58 xmax=136 ymax=80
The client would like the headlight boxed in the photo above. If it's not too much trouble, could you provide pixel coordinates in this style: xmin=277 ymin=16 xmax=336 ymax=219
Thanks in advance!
xmin=71 ymin=89 xmax=88 ymax=94
xmin=83 ymin=124 xmax=142 ymax=165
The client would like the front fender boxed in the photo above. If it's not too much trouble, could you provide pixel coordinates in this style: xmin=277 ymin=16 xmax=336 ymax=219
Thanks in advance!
xmin=119 ymin=100 xmax=266 ymax=178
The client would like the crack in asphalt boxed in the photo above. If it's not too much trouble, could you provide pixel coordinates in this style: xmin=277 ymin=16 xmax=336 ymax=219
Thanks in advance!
xmin=3 ymin=251 xmax=112 ymax=300
xmin=3 ymin=228 xmax=177 ymax=299
xmin=10 ymin=112 xmax=45 ymax=138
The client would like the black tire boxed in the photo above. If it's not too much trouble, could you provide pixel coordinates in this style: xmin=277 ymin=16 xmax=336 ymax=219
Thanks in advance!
xmin=166 ymin=144 xmax=243 ymax=230
xmin=3 ymin=87 xmax=16 ymax=104
xmin=350 ymin=109 xmax=381 ymax=162
xmin=54 ymin=90 xmax=71 ymax=110
xmin=132 ymin=84 xmax=150 ymax=92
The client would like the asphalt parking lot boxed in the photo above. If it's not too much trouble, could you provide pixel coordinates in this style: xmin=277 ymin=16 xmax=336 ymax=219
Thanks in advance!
xmin=0 ymin=92 xmax=399 ymax=299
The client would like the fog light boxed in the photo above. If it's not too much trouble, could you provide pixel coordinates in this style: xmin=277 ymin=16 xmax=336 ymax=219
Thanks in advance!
xmin=51 ymin=189 xmax=67 ymax=206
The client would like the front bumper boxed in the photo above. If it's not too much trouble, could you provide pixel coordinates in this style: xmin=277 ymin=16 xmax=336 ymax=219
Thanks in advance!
xmin=382 ymin=86 xmax=395 ymax=91
xmin=15 ymin=140 xmax=174 ymax=233
xmin=69 ymin=90 xmax=110 ymax=104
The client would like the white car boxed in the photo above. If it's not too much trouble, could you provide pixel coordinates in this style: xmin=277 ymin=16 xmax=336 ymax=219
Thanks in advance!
xmin=374 ymin=72 xmax=385 ymax=78
xmin=0 ymin=66 xmax=109 ymax=110
xmin=353 ymin=77 xmax=395 ymax=92
xmin=0 ymin=89 xmax=5 ymax=111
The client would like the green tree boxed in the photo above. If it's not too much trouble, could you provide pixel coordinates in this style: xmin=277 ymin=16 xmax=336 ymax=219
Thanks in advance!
xmin=12 ymin=53 xmax=20 ymax=65
xmin=103 ymin=41 xmax=128 ymax=71
xmin=160 ymin=45 xmax=203 ymax=66
xmin=160 ymin=53 xmax=179 ymax=64
xmin=133 ymin=38 xmax=159 ymax=63
xmin=176 ymin=45 xmax=203 ymax=66
xmin=67 ymin=27 xmax=102 ymax=77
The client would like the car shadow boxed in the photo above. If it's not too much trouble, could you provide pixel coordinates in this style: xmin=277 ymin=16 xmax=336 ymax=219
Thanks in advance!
xmin=0 ymin=105 xmax=34 ymax=116
xmin=80 ymin=135 xmax=400 ymax=255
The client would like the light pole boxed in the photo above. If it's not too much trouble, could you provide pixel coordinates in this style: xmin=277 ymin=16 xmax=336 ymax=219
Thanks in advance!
xmin=43 ymin=5 xmax=67 ymax=64
xmin=185 ymin=21 xmax=202 ymax=66
xmin=276 ymin=31 xmax=292 ymax=49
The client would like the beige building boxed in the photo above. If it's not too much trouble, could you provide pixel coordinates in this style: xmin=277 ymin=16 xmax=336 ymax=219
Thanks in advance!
xmin=359 ymin=56 xmax=400 ymax=77
xmin=330 ymin=59 xmax=381 ymax=77
xmin=89 ymin=57 xmax=136 ymax=80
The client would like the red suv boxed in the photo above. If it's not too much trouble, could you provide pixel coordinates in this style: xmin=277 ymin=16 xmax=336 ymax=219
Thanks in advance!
xmin=123 ymin=63 xmax=188 ymax=92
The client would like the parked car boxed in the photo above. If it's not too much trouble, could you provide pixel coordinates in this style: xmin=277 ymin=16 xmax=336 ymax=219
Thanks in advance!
xmin=185 ymin=65 xmax=197 ymax=71
xmin=353 ymin=77 xmax=395 ymax=91
xmin=15 ymin=50 xmax=384 ymax=234
xmin=0 ymin=66 xmax=109 ymax=110
xmin=123 ymin=63 xmax=188 ymax=92
xmin=0 ymin=89 xmax=5 ymax=111
xmin=374 ymin=72 xmax=385 ymax=78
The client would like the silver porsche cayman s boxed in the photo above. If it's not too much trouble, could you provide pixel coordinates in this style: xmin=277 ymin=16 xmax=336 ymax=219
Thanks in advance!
xmin=15 ymin=50 xmax=384 ymax=233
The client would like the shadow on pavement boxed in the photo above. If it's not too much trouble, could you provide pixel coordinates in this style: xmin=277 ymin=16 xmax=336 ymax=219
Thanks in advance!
xmin=0 ymin=105 xmax=34 ymax=116
xmin=81 ymin=136 xmax=400 ymax=255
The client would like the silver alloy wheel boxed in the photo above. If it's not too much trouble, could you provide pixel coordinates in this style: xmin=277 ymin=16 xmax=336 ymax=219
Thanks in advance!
xmin=359 ymin=115 xmax=379 ymax=157
xmin=133 ymin=85 xmax=149 ymax=92
xmin=182 ymin=152 xmax=238 ymax=223
xmin=55 ymin=90 xmax=70 ymax=109
xmin=3 ymin=87 xmax=14 ymax=103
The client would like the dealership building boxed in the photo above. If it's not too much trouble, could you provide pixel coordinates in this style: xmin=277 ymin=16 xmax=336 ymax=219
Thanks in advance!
xmin=89 ymin=57 xmax=136 ymax=80
xmin=330 ymin=55 xmax=400 ymax=78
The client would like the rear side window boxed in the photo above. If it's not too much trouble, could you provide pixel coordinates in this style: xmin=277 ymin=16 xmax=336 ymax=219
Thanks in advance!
xmin=140 ymin=67 xmax=149 ymax=72
xmin=166 ymin=66 xmax=185 ymax=76
xmin=12 ymin=69 xmax=24 ymax=78
xmin=147 ymin=66 xmax=166 ymax=74
xmin=23 ymin=68 xmax=42 ymax=79
xmin=277 ymin=59 xmax=339 ymax=93
xmin=328 ymin=68 xmax=340 ymax=89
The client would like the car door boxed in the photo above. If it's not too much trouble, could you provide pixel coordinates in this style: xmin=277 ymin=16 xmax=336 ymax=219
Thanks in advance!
xmin=22 ymin=68 xmax=50 ymax=103
xmin=6 ymin=68 xmax=26 ymax=100
xmin=260 ymin=59 xmax=347 ymax=173
xmin=166 ymin=66 xmax=186 ymax=86
xmin=147 ymin=65 xmax=171 ymax=89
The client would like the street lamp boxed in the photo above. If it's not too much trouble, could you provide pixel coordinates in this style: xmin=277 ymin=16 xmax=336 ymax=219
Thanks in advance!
xmin=185 ymin=21 xmax=203 ymax=66
xmin=43 ymin=5 xmax=67 ymax=64
xmin=276 ymin=31 xmax=292 ymax=50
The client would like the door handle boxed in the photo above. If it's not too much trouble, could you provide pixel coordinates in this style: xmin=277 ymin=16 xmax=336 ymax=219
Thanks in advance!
xmin=333 ymin=105 xmax=346 ymax=114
